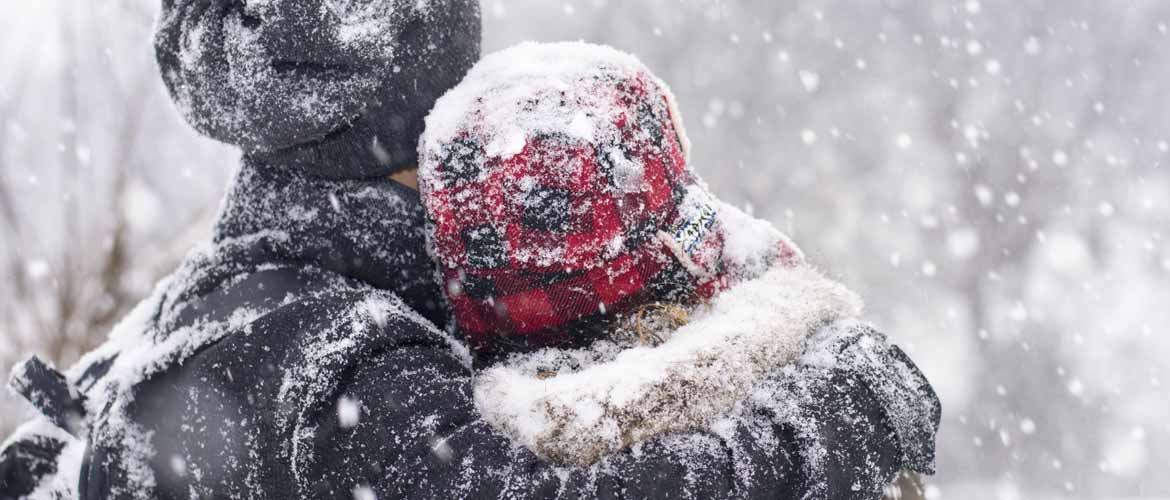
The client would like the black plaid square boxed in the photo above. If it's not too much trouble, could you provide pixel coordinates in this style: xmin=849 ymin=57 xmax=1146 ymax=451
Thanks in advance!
xmin=646 ymin=260 xmax=695 ymax=302
xmin=624 ymin=215 xmax=660 ymax=250
xmin=594 ymin=143 xmax=615 ymax=174
xmin=461 ymin=225 xmax=507 ymax=269
xmin=461 ymin=272 xmax=498 ymax=300
xmin=670 ymin=183 xmax=687 ymax=206
xmin=637 ymin=101 xmax=664 ymax=144
xmin=521 ymin=186 xmax=571 ymax=233
xmin=442 ymin=138 xmax=483 ymax=187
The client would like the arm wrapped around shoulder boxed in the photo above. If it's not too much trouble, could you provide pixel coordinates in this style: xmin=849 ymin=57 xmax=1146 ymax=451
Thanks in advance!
xmin=289 ymin=291 xmax=801 ymax=498
xmin=740 ymin=319 xmax=941 ymax=498
xmin=289 ymin=288 xmax=937 ymax=499
xmin=794 ymin=319 xmax=942 ymax=474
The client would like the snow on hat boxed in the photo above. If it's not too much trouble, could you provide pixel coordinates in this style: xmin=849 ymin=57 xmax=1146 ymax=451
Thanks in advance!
xmin=155 ymin=0 xmax=481 ymax=179
xmin=420 ymin=42 xmax=746 ymax=350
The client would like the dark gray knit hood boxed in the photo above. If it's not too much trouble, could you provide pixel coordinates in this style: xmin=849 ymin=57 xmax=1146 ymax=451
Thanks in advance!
xmin=155 ymin=0 xmax=481 ymax=179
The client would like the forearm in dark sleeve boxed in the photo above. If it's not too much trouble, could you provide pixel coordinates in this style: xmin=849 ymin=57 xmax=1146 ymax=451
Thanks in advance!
xmin=764 ymin=321 xmax=941 ymax=499
xmin=310 ymin=343 xmax=805 ymax=499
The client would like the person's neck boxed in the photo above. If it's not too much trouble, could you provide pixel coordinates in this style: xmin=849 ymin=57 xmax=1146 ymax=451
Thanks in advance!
xmin=389 ymin=167 xmax=419 ymax=190
xmin=245 ymin=114 xmax=422 ymax=181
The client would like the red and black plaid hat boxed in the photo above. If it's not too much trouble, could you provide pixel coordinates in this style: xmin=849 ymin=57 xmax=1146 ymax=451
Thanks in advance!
xmin=419 ymin=43 xmax=775 ymax=351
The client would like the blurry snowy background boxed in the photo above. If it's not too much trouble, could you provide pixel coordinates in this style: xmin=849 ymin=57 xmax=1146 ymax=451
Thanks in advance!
xmin=2 ymin=0 xmax=1168 ymax=498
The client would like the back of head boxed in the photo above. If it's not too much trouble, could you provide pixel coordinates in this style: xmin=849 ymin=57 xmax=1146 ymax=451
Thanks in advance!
xmin=419 ymin=42 xmax=728 ymax=351
xmin=155 ymin=0 xmax=481 ymax=179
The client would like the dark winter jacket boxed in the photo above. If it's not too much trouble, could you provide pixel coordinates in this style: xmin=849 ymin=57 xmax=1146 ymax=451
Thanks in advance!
xmin=2 ymin=160 xmax=939 ymax=499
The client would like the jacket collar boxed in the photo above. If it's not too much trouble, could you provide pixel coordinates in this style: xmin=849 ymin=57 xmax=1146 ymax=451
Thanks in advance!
xmin=211 ymin=157 xmax=446 ymax=326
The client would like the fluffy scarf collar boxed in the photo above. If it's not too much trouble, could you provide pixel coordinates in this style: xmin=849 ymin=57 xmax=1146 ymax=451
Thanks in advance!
xmin=473 ymin=202 xmax=864 ymax=466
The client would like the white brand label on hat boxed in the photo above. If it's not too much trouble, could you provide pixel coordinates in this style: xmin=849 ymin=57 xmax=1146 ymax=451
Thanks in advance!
xmin=657 ymin=186 xmax=720 ymax=281
xmin=672 ymin=201 xmax=717 ymax=255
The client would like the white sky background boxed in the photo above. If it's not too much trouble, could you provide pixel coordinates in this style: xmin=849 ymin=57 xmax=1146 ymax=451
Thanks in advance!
xmin=2 ymin=1 xmax=1170 ymax=498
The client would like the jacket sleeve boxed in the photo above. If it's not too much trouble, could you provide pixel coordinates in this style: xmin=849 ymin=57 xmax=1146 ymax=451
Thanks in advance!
xmin=743 ymin=319 xmax=941 ymax=499
xmin=794 ymin=320 xmax=942 ymax=475
xmin=298 ymin=315 xmax=938 ymax=499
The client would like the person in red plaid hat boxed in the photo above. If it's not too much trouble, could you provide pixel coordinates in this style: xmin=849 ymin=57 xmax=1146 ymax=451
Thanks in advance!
xmin=420 ymin=41 xmax=803 ymax=354
xmin=417 ymin=41 xmax=940 ymax=494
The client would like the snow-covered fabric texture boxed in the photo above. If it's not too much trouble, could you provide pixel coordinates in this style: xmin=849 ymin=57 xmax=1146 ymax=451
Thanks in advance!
xmin=155 ymin=0 xmax=481 ymax=178
xmin=796 ymin=319 xmax=942 ymax=474
xmin=475 ymin=265 xmax=863 ymax=466
xmin=54 ymin=160 xmax=451 ymax=498
xmin=420 ymin=42 xmax=801 ymax=351
xmin=728 ymin=319 xmax=941 ymax=498
xmin=0 ymin=419 xmax=75 ymax=499
xmin=20 ymin=432 xmax=83 ymax=500
xmin=7 ymin=357 xmax=86 ymax=440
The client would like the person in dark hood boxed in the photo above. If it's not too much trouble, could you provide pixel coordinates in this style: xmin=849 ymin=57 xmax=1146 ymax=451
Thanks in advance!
xmin=0 ymin=1 xmax=940 ymax=499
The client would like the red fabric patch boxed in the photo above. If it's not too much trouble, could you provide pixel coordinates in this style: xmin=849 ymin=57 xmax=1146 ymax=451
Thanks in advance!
xmin=588 ymin=254 xmax=645 ymax=304
xmin=500 ymin=290 xmax=560 ymax=334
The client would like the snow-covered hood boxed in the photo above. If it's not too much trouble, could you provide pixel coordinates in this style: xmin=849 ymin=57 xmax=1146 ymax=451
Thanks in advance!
xmin=473 ymin=264 xmax=863 ymax=466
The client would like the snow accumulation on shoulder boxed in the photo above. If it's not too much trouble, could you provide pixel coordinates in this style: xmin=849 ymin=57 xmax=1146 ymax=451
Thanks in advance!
xmin=421 ymin=41 xmax=690 ymax=170
xmin=716 ymin=199 xmax=806 ymax=278
xmin=474 ymin=264 xmax=863 ymax=466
